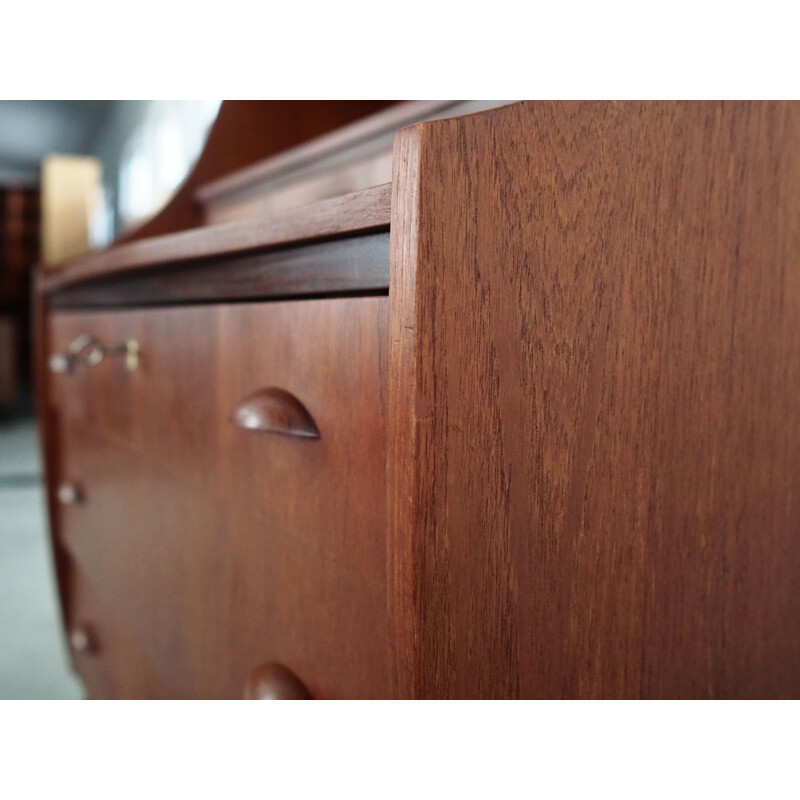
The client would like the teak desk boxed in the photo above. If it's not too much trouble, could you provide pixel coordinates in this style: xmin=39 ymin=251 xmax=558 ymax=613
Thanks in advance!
xmin=35 ymin=101 xmax=800 ymax=698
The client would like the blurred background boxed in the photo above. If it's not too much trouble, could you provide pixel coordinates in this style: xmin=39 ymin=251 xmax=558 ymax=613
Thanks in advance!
xmin=0 ymin=100 xmax=223 ymax=410
xmin=0 ymin=100 xmax=399 ymax=698
xmin=0 ymin=100 xmax=231 ymax=698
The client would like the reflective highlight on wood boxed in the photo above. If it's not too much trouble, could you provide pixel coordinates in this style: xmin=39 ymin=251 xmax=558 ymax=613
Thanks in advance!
xmin=230 ymin=388 xmax=321 ymax=439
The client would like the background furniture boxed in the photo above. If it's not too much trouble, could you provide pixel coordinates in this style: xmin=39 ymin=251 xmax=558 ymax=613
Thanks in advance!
xmin=40 ymin=155 xmax=102 ymax=266
xmin=35 ymin=101 xmax=800 ymax=698
xmin=0 ymin=185 xmax=40 ymax=407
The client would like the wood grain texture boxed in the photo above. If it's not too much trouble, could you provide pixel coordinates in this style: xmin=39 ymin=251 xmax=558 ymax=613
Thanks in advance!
xmin=387 ymin=125 xmax=424 ymax=699
xmin=202 ymin=153 xmax=396 ymax=226
xmin=216 ymin=298 xmax=389 ymax=584
xmin=120 ymin=101 xmax=396 ymax=241
xmin=41 ymin=184 xmax=390 ymax=294
xmin=196 ymin=102 xmax=460 ymax=208
xmin=67 ymin=567 xmax=172 ymax=699
xmin=48 ymin=232 xmax=389 ymax=309
xmin=49 ymin=297 xmax=388 ymax=582
xmin=388 ymin=101 xmax=800 ymax=698
xmin=59 ymin=418 xmax=391 ymax=699
xmin=196 ymin=102 xmax=511 ymax=225
xmin=50 ymin=296 xmax=390 ymax=698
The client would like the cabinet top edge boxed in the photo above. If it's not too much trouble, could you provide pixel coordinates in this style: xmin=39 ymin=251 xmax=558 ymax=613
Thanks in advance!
xmin=195 ymin=101 xmax=460 ymax=205
xmin=39 ymin=182 xmax=391 ymax=296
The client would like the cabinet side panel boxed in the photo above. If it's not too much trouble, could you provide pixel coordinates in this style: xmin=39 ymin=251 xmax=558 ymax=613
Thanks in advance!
xmin=388 ymin=101 xmax=800 ymax=698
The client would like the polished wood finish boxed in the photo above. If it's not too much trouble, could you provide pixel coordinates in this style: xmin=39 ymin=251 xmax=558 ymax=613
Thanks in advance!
xmin=388 ymin=101 xmax=800 ymax=698
xmin=121 ymin=101 xmax=396 ymax=241
xmin=36 ymin=101 xmax=800 ymax=699
xmin=67 ymin=569 xmax=172 ymax=699
xmin=196 ymin=102 xmax=509 ymax=224
xmin=49 ymin=232 xmax=389 ymax=309
xmin=230 ymin=388 xmax=321 ymax=439
xmin=49 ymin=296 xmax=390 ymax=698
xmin=197 ymin=102 xmax=457 ymax=208
xmin=42 ymin=184 xmax=390 ymax=295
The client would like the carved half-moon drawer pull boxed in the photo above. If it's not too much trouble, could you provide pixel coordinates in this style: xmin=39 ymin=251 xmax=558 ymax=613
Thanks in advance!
xmin=230 ymin=388 xmax=320 ymax=439
xmin=244 ymin=663 xmax=313 ymax=700
xmin=49 ymin=333 xmax=139 ymax=374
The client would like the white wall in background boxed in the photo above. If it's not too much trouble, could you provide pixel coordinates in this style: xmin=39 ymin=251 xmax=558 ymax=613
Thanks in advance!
xmin=117 ymin=100 xmax=221 ymax=233
xmin=91 ymin=100 xmax=221 ymax=244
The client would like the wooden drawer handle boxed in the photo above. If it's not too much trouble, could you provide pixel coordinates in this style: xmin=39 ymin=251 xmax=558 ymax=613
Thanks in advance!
xmin=49 ymin=333 xmax=139 ymax=374
xmin=57 ymin=481 xmax=84 ymax=505
xmin=244 ymin=663 xmax=313 ymax=700
xmin=69 ymin=624 xmax=97 ymax=654
xmin=230 ymin=388 xmax=320 ymax=439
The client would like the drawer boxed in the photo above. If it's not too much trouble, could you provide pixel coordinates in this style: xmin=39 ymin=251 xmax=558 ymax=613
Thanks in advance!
xmin=59 ymin=422 xmax=391 ymax=698
xmin=66 ymin=563 xmax=171 ymax=699
xmin=49 ymin=296 xmax=391 ymax=698
xmin=49 ymin=296 xmax=388 ymax=581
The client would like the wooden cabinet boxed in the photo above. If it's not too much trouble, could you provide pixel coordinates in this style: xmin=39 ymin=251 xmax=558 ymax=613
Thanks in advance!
xmin=1 ymin=185 xmax=40 ymax=405
xmin=35 ymin=101 xmax=800 ymax=698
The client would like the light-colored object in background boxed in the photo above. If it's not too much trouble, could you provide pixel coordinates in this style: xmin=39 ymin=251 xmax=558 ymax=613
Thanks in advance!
xmin=117 ymin=100 xmax=221 ymax=232
xmin=41 ymin=155 xmax=101 ymax=267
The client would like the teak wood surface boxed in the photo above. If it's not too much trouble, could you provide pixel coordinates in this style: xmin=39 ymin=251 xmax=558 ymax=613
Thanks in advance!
xmin=36 ymin=100 xmax=800 ymax=699
xmin=41 ymin=184 xmax=390 ymax=294
xmin=195 ymin=102 xmax=461 ymax=216
xmin=49 ymin=297 xmax=389 ymax=699
xmin=388 ymin=101 xmax=800 ymax=698
xmin=120 ymin=101 xmax=395 ymax=241
xmin=49 ymin=232 xmax=390 ymax=309
xmin=195 ymin=102 xmax=511 ymax=225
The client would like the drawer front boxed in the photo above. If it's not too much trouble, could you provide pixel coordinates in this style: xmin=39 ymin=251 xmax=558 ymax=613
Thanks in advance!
xmin=50 ymin=297 xmax=387 ymax=580
xmin=66 ymin=564 xmax=172 ymax=700
xmin=49 ymin=296 xmax=390 ymax=698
